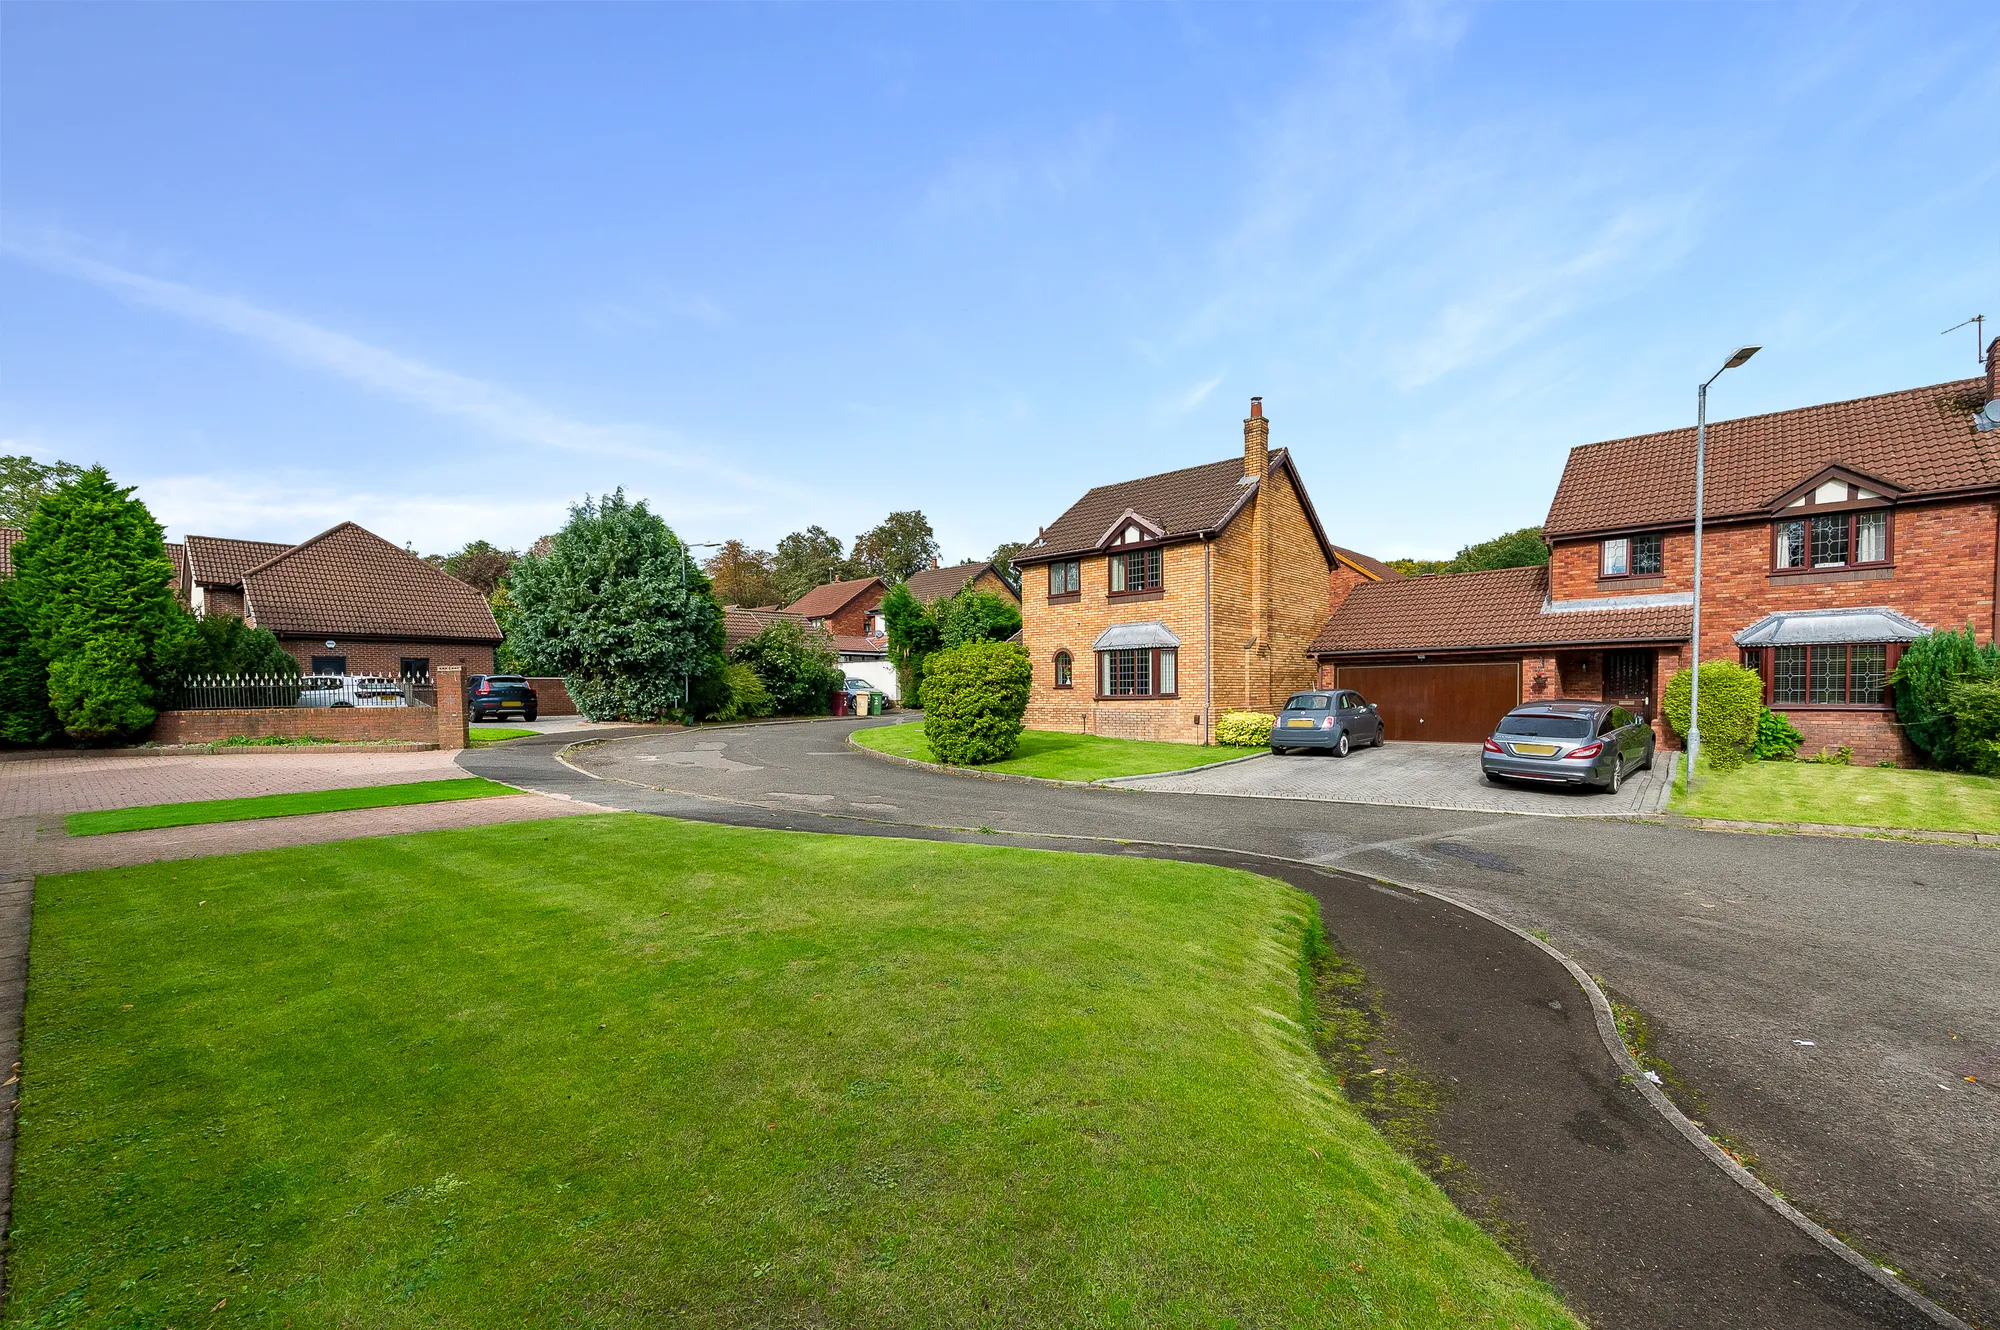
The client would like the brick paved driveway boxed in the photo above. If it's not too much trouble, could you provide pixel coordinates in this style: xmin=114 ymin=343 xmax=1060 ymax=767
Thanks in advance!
xmin=0 ymin=748 xmax=469 ymax=818
xmin=1106 ymin=741 xmax=1674 ymax=817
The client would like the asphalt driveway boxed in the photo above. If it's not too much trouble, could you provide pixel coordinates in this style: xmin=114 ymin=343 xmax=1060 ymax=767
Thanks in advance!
xmin=1112 ymin=738 xmax=1675 ymax=816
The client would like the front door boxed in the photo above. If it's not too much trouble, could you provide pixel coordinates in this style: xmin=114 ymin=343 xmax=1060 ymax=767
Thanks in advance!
xmin=1602 ymin=650 xmax=1656 ymax=722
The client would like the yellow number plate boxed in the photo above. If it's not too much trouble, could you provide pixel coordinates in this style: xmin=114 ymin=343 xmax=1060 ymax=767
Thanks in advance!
xmin=1286 ymin=718 xmax=1317 ymax=728
xmin=1512 ymin=742 xmax=1558 ymax=755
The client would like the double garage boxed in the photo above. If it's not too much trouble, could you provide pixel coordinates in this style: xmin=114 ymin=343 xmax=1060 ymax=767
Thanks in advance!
xmin=1329 ymin=662 xmax=1522 ymax=744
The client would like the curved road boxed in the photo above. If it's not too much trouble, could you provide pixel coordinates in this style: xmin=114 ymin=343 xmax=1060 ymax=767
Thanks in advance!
xmin=463 ymin=717 xmax=1998 ymax=1329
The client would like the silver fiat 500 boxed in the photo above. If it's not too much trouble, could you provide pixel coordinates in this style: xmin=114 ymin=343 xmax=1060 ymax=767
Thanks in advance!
xmin=1269 ymin=690 xmax=1384 ymax=758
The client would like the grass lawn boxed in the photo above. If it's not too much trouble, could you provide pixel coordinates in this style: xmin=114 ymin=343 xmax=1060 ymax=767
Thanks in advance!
xmin=12 ymin=816 xmax=1571 ymax=1328
xmin=64 ymin=777 xmax=519 ymax=837
xmin=466 ymin=726 xmax=540 ymax=745
xmin=853 ymin=720 xmax=1229 ymax=781
xmin=1672 ymin=759 xmax=2000 ymax=833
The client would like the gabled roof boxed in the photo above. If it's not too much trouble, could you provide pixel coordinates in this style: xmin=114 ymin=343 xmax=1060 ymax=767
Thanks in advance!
xmin=1331 ymin=545 xmax=1401 ymax=581
xmin=1018 ymin=448 xmax=1335 ymax=566
xmin=166 ymin=541 xmax=187 ymax=597
xmin=0 ymin=528 xmax=18 ymax=579
xmin=1545 ymin=377 xmax=1997 ymax=538
xmin=1308 ymin=564 xmax=1690 ymax=657
xmin=241 ymin=521 xmax=501 ymax=643
xmin=783 ymin=577 xmax=886 ymax=619
xmin=902 ymin=560 xmax=1006 ymax=604
xmin=183 ymin=534 xmax=295 ymax=588
xmin=724 ymin=606 xmax=807 ymax=651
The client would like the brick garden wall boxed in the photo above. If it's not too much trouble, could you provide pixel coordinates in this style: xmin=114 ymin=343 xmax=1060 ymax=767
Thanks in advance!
xmin=526 ymin=677 xmax=577 ymax=715
xmin=150 ymin=706 xmax=438 ymax=746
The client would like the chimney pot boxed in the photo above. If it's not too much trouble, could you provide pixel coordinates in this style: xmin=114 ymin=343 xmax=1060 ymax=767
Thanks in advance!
xmin=1249 ymin=396 xmax=1263 ymax=419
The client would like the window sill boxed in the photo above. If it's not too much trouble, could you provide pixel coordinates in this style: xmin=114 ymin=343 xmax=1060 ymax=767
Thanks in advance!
xmin=1597 ymin=575 xmax=1665 ymax=590
xmin=1047 ymin=592 xmax=1080 ymax=605
xmin=1768 ymin=564 xmax=1893 ymax=585
xmin=1052 ymin=683 xmax=1073 ymax=690
xmin=1769 ymin=702 xmax=1894 ymax=712
xmin=1107 ymin=589 xmax=1165 ymax=602
xmin=1094 ymin=692 xmax=1180 ymax=701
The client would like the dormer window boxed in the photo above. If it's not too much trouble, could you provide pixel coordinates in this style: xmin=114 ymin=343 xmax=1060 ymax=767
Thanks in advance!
xmin=1770 ymin=474 xmax=1893 ymax=572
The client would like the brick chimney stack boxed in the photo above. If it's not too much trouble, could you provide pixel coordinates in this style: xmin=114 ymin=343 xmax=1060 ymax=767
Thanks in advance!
xmin=1244 ymin=397 xmax=1268 ymax=479
xmin=1988 ymin=336 xmax=1999 ymax=403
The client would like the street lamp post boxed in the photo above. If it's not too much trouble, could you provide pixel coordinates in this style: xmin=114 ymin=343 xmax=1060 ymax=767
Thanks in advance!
xmin=1687 ymin=345 xmax=1760 ymax=792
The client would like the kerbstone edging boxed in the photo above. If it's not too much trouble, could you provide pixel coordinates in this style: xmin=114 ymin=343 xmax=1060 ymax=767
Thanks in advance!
xmin=844 ymin=730 xmax=1269 ymax=789
xmin=1677 ymin=813 xmax=1999 ymax=847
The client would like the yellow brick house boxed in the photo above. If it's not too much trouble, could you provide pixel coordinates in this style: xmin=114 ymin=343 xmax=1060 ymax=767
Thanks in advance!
xmin=1014 ymin=399 xmax=1386 ymax=743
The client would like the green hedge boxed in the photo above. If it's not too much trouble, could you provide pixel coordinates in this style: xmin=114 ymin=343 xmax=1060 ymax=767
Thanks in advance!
xmin=920 ymin=642 xmax=1031 ymax=765
xmin=1216 ymin=712 xmax=1275 ymax=747
xmin=1661 ymin=661 xmax=1762 ymax=770
xmin=1891 ymin=626 xmax=2000 ymax=770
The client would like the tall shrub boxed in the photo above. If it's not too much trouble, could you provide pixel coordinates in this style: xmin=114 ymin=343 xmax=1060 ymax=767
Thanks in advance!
xmin=190 ymin=615 xmax=299 ymax=675
xmin=504 ymin=490 xmax=724 ymax=722
xmin=8 ymin=467 xmax=201 ymax=740
xmin=1891 ymin=626 xmax=2000 ymax=767
xmin=1660 ymin=661 xmax=1762 ymax=770
xmin=921 ymin=641 xmax=1031 ymax=765
xmin=1942 ymin=680 xmax=2000 ymax=776
xmin=732 ymin=619 xmax=844 ymax=716
xmin=0 ymin=579 xmax=57 ymax=745
xmin=936 ymin=588 xmax=1021 ymax=650
xmin=881 ymin=581 xmax=940 ymax=704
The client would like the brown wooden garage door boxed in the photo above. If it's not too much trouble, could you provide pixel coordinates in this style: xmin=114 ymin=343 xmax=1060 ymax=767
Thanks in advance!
xmin=1335 ymin=662 xmax=1520 ymax=743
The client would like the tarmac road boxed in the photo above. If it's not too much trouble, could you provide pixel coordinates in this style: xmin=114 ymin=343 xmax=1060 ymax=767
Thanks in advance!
xmin=463 ymin=717 xmax=1999 ymax=1329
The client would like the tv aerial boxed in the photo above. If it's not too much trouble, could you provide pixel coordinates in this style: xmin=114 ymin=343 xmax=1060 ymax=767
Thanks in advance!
xmin=1942 ymin=316 xmax=1999 ymax=430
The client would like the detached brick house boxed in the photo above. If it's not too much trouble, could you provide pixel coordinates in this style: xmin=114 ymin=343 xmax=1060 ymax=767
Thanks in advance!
xmin=1016 ymin=399 xmax=1394 ymax=743
xmin=900 ymin=559 xmax=1021 ymax=608
xmin=783 ymin=576 xmax=888 ymax=638
xmin=1311 ymin=344 xmax=2000 ymax=763
xmin=184 ymin=521 xmax=503 ymax=679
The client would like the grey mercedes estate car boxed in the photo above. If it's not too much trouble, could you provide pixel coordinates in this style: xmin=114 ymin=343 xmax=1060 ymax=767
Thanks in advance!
xmin=1270 ymin=690 xmax=1384 ymax=757
xmin=1480 ymin=701 xmax=1654 ymax=793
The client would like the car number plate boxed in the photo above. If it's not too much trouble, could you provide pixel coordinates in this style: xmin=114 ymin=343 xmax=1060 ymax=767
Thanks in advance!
xmin=1285 ymin=718 xmax=1316 ymax=728
xmin=1512 ymin=742 xmax=1558 ymax=755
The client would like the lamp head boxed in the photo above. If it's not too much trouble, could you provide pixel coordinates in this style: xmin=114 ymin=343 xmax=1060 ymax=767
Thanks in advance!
xmin=1723 ymin=345 xmax=1761 ymax=370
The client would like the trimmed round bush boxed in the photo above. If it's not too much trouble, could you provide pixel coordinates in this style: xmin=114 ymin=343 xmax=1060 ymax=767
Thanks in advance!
xmin=1216 ymin=712 xmax=1275 ymax=747
xmin=920 ymin=641 xmax=1031 ymax=765
xmin=1661 ymin=661 xmax=1762 ymax=770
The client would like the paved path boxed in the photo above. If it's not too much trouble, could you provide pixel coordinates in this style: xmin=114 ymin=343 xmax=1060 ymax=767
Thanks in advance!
xmin=462 ymin=719 xmax=1998 ymax=1329
xmin=1111 ymin=737 xmax=1674 ymax=816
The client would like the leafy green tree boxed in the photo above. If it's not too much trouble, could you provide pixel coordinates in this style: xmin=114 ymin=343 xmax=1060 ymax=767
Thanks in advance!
xmin=921 ymin=641 xmax=1032 ymax=764
xmin=732 ymin=619 xmax=843 ymax=716
xmin=936 ymin=588 xmax=1021 ymax=650
xmin=881 ymin=581 xmax=941 ymax=702
xmin=0 ymin=454 xmax=87 ymax=528
xmin=771 ymin=525 xmax=852 ymax=604
xmin=1891 ymin=625 xmax=2000 ymax=767
xmin=704 ymin=539 xmax=781 ymax=607
xmin=0 ymin=580 xmax=56 ymax=745
xmin=8 ymin=467 xmax=201 ymax=740
xmin=439 ymin=540 xmax=519 ymax=596
xmin=1386 ymin=557 xmax=1448 ymax=577
xmin=1446 ymin=526 xmax=1548 ymax=574
xmin=504 ymin=490 xmax=724 ymax=722
xmin=1943 ymin=680 xmax=2000 ymax=776
xmin=703 ymin=660 xmax=777 ymax=723
xmin=852 ymin=511 xmax=940 ymax=583
xmin=190 ymin=615 xmax=299 ymax=675
xmin=989 ymin=540 xmax=1027 ymax=584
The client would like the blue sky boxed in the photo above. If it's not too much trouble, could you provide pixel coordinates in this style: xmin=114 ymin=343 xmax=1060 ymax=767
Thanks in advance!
xmin=3 ymin=3 xmax=1995 ymax=564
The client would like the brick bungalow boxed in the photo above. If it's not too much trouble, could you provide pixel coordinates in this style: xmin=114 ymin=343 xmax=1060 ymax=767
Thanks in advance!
xmin=1310 ymin=343 xmax=2000 ymax=763
xmin=900 ymin=559 xmax=1022 ymax=608
xmin=783 ymin=576 xmax=888 ymax=638
xmin=1015 ymin=398 xmax=1394 ymax=743
xmin=229 ymin=522 xmax=503 ymax=678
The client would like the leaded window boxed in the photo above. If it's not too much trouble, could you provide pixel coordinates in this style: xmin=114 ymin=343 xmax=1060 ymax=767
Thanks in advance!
xmin=1601 ymin=538 xmax=1628 ymax=576
xmin=1776 ymin=520 xmax=1806 ymax=568
xmin=1631 ymin=533 xmax=1662 ymax=575
xmin=1808 ymin=644 xmax=1847 ymax=702
xmin=1810 ymin=514 xmax=1849 ymax=567
xmin=1850 ymin=643 xmax=1888 ymax=702
xmin=1053 ymin=651 xmax=1072 ymax=688
xmin=1109 ymin=547 xmax=1162 ymax=594
xmin=1774 ymin=646 xmax=1808 ymax=703
xmin=1097 ymin=647 xmax=1177 ymax=697
xmin=1048 ymin=560 xmax=1080 ymax=597
xmin=1855 ymin=511 xmax=1887 ymax=563
xmin=1772 ymin=642 xmax=1893 ymax=704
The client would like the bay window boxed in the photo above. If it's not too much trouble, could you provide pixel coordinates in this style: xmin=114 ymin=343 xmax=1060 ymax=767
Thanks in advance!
xmin=1767 ymin=643 xmax=1891 ymax=705
xmin=1097 ymin=647 xmax=1177 ymax=697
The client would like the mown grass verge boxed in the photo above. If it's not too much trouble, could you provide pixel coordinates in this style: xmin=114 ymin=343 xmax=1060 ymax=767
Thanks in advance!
xmin=63 ymin=777 xmax=518 ymax=836
xmin=12 ymin=815 xmax=1573 ymax=1327
xmin=1672 ymin=758 xmax=2000 ymax=833
xmin=853 ymin=720 xmax=1224 ymax=782
xmin=466 ymin=727 xmax=540 ymax=745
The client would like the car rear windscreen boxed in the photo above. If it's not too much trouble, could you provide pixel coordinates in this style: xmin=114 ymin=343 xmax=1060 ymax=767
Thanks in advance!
xmin=1496 ymin=714 xmax=1593 ymax=739
xmin=1284 ymin=694 xmax=1330 ymax=711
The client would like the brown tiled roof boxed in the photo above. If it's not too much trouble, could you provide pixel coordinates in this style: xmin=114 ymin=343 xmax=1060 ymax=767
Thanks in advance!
xmin=1545 ymin=378 xmax=1997 ymax=538
xmin=724 ymin=606 xmax=807 ymax=650
xmin=902 ymin=561 xmax=990 ymax=603
xmin=1307 ymin=565 xmax=1690 ymax=657
xmin=0 ymin=528 xmax=18 ymax=579
xmin=832 ymin=634 xmax=888 ymax=656
xmin=241 ymin=522 xmax=501 ymax=643
xmin=166 ymin=541 xmax=187 ymax=598
xmin=184 ymin=534 xmax=294 ymax=588
xmin=1019 ymin=448 xmax=1336 ymax=567
xmin=1331 ymin=545 xmax=1400 ymax=581
xmin=783 ymin=577 xmax=885 ymax=619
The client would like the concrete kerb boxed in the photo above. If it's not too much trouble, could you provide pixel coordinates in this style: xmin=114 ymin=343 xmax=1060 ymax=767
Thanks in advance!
xmin=537 ymin=740 xmax=1972 ymax=1330
xmin=1675 ymin=814 xmax=2000 ymax=847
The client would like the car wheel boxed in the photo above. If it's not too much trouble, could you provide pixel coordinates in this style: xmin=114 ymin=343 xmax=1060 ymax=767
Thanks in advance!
xmin=1640 ymin=743 xmax=1655 ymax=771
xmin=1271 ymin=745 xmax=1287 ymax=756
xmin=1372 ymin=729 xmax=1385 ymax=747
xmin=1485 ymin=771 xmax=1510 ymax=786
xmin=526 ymin=708 xmax=538 ymax=722
xmin=1605 ymin=760 xmax=1623 ymax=794
xmin=1334 ymin=730 xmax=1351 ymax=758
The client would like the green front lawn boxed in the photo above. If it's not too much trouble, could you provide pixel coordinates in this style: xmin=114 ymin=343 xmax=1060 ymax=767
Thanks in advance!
xmin=854 ymin=720 xmax=1224 ymax=781
xmin=12 ymin=816 xmax=1570 ymax=1328
xmin=1672 ymin=759 xmax=2000 ymax=833
xmin=467 ymin=726 xmax=540 ymax=745
xmin=64 ymin=777 xmax=519 ymax=836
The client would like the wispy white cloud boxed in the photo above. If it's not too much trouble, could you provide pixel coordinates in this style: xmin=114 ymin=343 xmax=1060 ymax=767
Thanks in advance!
xmin=922 ymin=116 xmax=1116 ymax=220
xmin=0 ymin=237 xmax=789 ymax=499
xmin=1164 ymin=371 xmax=1225 ymax=416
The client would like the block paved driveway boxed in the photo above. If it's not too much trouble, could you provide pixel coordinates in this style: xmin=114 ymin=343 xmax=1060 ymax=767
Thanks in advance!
xmin=0 ymin=747 xmax=469 ymax=819
xmin=1111 ymin=739 xmax=1674 ymax=816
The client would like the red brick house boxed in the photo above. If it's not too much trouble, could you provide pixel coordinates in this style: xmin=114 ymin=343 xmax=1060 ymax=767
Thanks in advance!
xmin=1310 ymin=345 xmax=2000 ymax=763
xmin=184 ymin=522 xmax=503 ymax=678
xmin=900 ymin=559 xmax=1021 ymax=609
xmin=783 ymin=576 xmax=888 ymax=638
